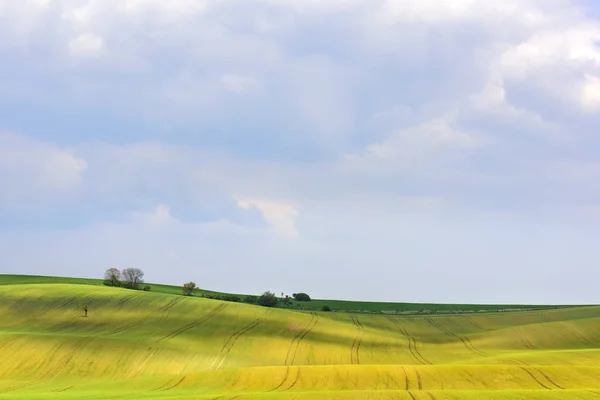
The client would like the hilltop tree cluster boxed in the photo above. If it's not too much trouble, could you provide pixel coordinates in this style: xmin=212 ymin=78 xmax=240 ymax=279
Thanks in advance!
xmin=103 ymin=268 xmax=148 ymax=291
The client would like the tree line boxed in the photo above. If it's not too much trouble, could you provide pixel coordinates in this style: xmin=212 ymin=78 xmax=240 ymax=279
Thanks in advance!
xmin=104 ymin=269 xmax=331 ymax=311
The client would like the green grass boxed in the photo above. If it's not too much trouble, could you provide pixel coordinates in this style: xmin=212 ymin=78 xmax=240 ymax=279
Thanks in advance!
xmin=0 ymin=274 xmax=575 ymax=314
xmin=0 ymin=282 xmax=599 ymax=399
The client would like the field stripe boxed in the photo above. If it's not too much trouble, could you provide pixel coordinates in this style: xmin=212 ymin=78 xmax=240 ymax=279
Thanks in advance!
xmin=426 ymin=317 xmax=486 ymax=357
xmin=282 ymin=367 xmax=301 ymax=391
xmin=283 ymin=312 xmax=318 ymax=366
xmin=156 ymin=302 xmax=228 ymax=343
xmin=401 ymin=366 xmax=410 ymax=391
xmin=518 ymin=366 xmax=552 ymax=390
xmin=210 ymin=311 xmax=269 ymax=370
xmin=269 ymin=367 xmax=290 ymax=392
xmin=413 ymin=367 xmax=423 ymax=390
xmin=388 ymin=317 xmax=432 ymax=365
xmin=350 ymin=316 xmax=364 ymax=365
xmin=407 ymin=391 xmax=417 ymax=400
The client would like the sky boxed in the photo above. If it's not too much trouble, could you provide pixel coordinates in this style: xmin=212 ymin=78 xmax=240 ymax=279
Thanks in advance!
xmin=1 ymin=0 xmax=600 ymax=304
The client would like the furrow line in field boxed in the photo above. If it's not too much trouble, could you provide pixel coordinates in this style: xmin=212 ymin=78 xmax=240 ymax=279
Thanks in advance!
xmin=401 ymin=366 xmax=410 ymax=391
xmin=426 ymin=317 xmax=485 ymax=357
xmin=350 ymin=316 xmax=364 ymax=365
xmin=159 ymin=376 xmax=186 ymax=391
xmin=283 ymin=367 xmax=301 ymax=391
xmin=269 ymin=367 xmax=290 ymax=392
xmin=519 ymin=328 xmax=539 ymax=350
xmin=210 ymin=319 xmax=261 ymax=370
xmin=289 ymin=312 xmax=318 ymax=366
xmin=413 ymin=367 xmax=422 ymax=390
xmin=519 ymin=367 xmax=552 ymax=390
xmin=283 ymin=312 xmax=317 ymax=366
xmin=160 ymin=296 xmax=185 ymax=312
xmin=534 ymin=368 xmax=564 ymax=390
xmin=428 ymin=391 xmax=438 ymax=400
xmin=407 ymin=391 xmax=417 ymax=400
xmin=156 ymin=302 xmax=228 ymax=343
xmin=388 ymin=317 xmax=432 ymax=365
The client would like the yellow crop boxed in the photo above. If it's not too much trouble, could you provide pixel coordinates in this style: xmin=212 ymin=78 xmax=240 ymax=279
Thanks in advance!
xmin=0 ymin=283 xmax=599 ymax=399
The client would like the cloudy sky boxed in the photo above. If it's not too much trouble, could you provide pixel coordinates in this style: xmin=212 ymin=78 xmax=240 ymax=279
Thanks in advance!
xmin=2 ymin=0 xmax=600 ymax=304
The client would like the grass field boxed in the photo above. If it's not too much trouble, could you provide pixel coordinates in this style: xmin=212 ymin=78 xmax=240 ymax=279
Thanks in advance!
xmin=1 ymin=278 xmax=599 ymax=399
xmin=0 ymin=274 xmax=569 ymax=314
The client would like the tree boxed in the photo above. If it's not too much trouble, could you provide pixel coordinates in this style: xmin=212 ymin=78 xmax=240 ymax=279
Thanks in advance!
xmin=258 ymin=291 xmax=278 ymax=307
xmin=182 ymin=281 xmax=198 ymax=296
xmin=103 ymin=268 xmax=121 ymax=287
xmin=292 ymin=292 xmax=311 ymax=301
xmin=321 ymin=305 xmax=331 ymax=312
xmin=121 ymin=268 xmax=144 ymax=290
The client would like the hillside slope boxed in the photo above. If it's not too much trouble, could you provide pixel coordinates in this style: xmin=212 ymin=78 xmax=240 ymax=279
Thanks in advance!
xmin=1 ymin=283 xmax=599 ymax=399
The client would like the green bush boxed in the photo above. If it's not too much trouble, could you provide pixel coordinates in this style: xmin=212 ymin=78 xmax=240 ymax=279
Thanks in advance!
xmin=142 ymin=285 xmax=151 ymax=292
xmin=258 ymin=291 xmax=278 ymax=307
xmin=292 ymin=292 xmax=311 ymax=301
xmin=321 ymin=305 xmax=331 ymax=312
xmin=243 ymin=295 xmax=257 ymax=304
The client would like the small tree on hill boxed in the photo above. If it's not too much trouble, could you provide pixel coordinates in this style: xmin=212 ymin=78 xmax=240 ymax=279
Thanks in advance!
xmin=292 ymin=292 xmax=311 ymax=301
xmin=104 ymin=268 xmax=121 ymax=287
xmin=258 ymin=291 xmax=278 ymax=307
xmin=121 ymin=268 xmax=144 ymax=290
xmin=182 ymin=282 xmax=198 ymax=296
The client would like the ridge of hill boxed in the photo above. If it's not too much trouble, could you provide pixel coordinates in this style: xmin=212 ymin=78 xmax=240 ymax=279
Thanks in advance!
xmin=0 ymin=274 xmax=579 ymax=314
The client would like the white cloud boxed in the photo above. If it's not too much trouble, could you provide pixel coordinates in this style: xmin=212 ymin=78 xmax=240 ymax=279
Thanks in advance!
xmin=580 ymin=74 xmax=600 ymax=111
xmin=68 ymin=33 xmax=104 ymax=56
xmin=237 ymin=198 xmax=299 ymax=237
xmin=220 ymin=74 xmax=260 ymax=94
xmin=344 ymin=116 xmax=481 ymax=172
xmin=0 ymin=132 xmax=87 ymax=203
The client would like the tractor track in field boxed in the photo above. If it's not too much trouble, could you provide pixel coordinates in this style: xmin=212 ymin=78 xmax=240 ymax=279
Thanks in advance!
xmin=210 ymin=311 xmax=271 ymax=370
xmin=413 ymin=367 xmax=423 ymax=390
xmin=508 ymin=359 xmax=564 ymax=390
xmin=106 ymin=320 xmax=146 ymax=336
xmin=284 ymin=312 xmax=318 ymax=366
xmin=562 ymin=322 xmax=594 ymax=346
xmin=426 ymin=317 xmax=485 ymax=357
xmin=401 ymin=367 xmax=410 ymax=390
xmin=269 ymin=367 xmax=291 ymax=392
xmin=282 ymin=367 xmax=301 ymax=391
xmin=388 ymin=317 xmax=432 ymax=365
xmin=158 ymin=376 xmax=186 ymax=391
xmin=407 ymin=391 xmax=418 ymax=400
xmin=464 ymin=316 xmax=486 ymax=331
xmin=156 ymin=303 xmax=228 ymax=343
xmin=519 ymin=328 xmax=539 ymax=350
xmin=518 ymin=366 xmax=552 ymax=390
xmin=350 ymin=316 xmax=364 ymax=365
xmin=160 ymin=296 xmax=185 ymax=312
xmin=427 ymin=392 xmax=438 ymax=400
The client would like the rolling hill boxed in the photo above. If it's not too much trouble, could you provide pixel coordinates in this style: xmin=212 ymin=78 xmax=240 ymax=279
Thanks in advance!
xmin=0 ymin=277 xmax=599 ymax=399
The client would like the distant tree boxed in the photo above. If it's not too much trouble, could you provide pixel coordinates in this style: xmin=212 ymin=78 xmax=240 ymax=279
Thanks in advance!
xmin=321 ymin=305 xmax=331 ymax=312
xmin=258 ymin=291 xmax=278 ymax=307
xmin=182 ymin=282 xmax=198 ymax=296
xmin=142 ymin=285 xmax=151 ymax=292
xmin=103 ymin=268 xmax=121 ymax=287
xmin=292 ymin=292 xmax=311 ymax=302
xmin=121 ymin=268 xmax=144 ymax=290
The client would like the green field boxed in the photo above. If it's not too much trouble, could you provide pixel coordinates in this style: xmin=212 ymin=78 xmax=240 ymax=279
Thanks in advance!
xmin=1 ymin=277 xmax=599 ymax=399
xmin=0 ymin=274 xmax=569 ymax=314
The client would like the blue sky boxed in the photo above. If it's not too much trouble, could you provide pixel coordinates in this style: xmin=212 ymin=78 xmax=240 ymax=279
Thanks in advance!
xmin=2 ymin=0 xmax=600 ymax=303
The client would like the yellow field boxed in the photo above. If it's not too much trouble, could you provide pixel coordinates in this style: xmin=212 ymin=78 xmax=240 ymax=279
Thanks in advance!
xmin=1 ymin=284 xmax=599 ymax=399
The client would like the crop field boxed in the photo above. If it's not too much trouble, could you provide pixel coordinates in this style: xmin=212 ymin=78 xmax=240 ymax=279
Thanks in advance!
xmin=1 ymin=283 xmax=599 ymax=399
